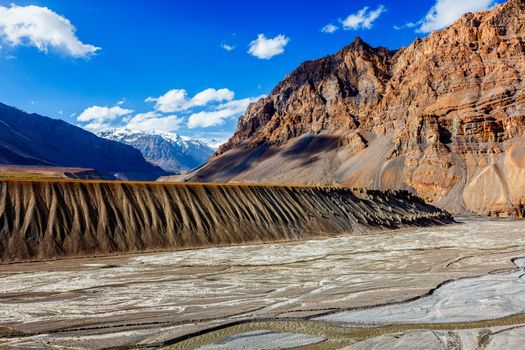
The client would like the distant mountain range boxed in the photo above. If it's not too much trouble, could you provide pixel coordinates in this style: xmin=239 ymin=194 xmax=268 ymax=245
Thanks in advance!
xmin=0 ymin=102 xmax=167 ymax=180
xmin=97 ymin=129 xmax=215 ymax=173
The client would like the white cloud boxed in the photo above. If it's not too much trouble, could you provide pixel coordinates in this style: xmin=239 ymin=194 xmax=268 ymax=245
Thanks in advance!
xmin=417 ymin=0 xmax=497 ymax=33
xmin=221 ymin=43 xmax=235 ymax=51
xmin=77 ymin=105 xmax=133 ymax=123
xmin=124 ymin=111 xmax=157 ymax=123
xmin=145 ymin=89 xmax=186 ymax=113
xmin=321 ymin=24 xmax=338 ymax=34
xmin=188 ymin=109 xmax=236 ymax=129
xmin=0 ymin=4 xmax=99 ymax=57
xmin=125 ymin=112 xmax=183 ymax=132
xmin=218 ymin=97 xmax=261 ymax=113
xmin=191 ymin=88 xmax=235 ymax=107
xmin=248 ymin=34 xmax=289 ymax=60
xmin=342 ymin=5 xmax=386 ymax=30
xmin=83 ymin=121 xmax=112 ymax=131
xmin=146 ymin=88 xmax=235 ymax=113
xmin=393 ymin=22 xmax=419 ymax=31
xmin=188 ymin=96 xmax=262 ymax=129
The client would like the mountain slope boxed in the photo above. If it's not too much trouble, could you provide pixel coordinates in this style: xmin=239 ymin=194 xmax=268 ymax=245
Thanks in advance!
xmin=98 ymin=129 xmax=214 ymax=173
xmin=181 ymin=0 xmax=525 ymax=216
xmin=0 ymin=103 xmax=167 ymax=180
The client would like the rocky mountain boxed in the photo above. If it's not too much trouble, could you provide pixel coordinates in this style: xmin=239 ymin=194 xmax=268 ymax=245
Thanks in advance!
xmin=98 ymin=129 xmax=214 ymax=173
xmin=180 ymin=0 xmax=525 ymax=216
xmin=0 ymin=103 xmax=167 ymax=180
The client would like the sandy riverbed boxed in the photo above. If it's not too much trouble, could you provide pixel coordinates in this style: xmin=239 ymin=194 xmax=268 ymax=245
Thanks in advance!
xmin=1 ymin=217 xmax=525 ymax=349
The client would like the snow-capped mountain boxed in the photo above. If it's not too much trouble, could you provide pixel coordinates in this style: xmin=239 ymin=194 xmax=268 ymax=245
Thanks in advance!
xmin=198 ymin=138 xmax=227 ymax=149
xmin=97 ymin=128 xmax=215 ymax=173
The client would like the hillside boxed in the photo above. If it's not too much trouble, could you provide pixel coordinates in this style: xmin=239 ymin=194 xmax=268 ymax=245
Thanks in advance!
xmin=0 ymin=103 xmax=167 ymax=180
xmin=179 ymin=0 xmax=525 ymax=216
xmin=98 ymin=128 xmax=214 ymax=173
xmin=0 ymin=180 xmax=451 ymax=263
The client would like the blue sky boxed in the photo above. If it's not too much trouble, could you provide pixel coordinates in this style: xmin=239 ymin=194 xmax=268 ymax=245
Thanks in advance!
xmin=0 ymin=0 xmax=499 ymax=144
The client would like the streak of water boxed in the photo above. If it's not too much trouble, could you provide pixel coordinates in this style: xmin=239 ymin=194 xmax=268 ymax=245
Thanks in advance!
xmin=317 ymin=258 xmax=525 ymax=324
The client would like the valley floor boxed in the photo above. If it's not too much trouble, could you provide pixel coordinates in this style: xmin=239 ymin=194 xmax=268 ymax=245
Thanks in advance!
xmin=1 ymin=218 xmax=525 ymax=349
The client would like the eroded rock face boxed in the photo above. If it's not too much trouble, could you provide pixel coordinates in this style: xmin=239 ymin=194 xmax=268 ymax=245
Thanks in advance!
xmin=183 ymin=0 xmax=525 ymax=216
xmin=0 ymin=181 xmax=451 ymax=263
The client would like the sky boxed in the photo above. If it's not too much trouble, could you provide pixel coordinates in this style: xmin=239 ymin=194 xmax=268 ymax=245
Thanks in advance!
xmin=0 ymin=0 xmax=500 ymax=145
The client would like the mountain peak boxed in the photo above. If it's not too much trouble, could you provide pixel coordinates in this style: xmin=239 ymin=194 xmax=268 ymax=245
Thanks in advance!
xmin=98 ymin=128 xmax=214 ymax=173
xmin=350 ymin=36 xmax=366 ymax=47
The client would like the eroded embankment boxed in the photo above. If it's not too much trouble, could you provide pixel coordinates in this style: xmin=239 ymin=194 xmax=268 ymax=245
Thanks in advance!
xmin=0 ymin=180 xmax=452 ymax=263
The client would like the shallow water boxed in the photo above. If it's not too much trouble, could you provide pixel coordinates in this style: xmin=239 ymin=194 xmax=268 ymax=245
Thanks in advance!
xmin=317 ymin=258 xmax=525 ymax=324
xmin=196 ymin=330 xmax=325 ymax=350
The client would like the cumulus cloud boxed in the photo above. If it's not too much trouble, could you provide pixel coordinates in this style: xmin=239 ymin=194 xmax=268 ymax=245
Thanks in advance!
xmin=416 ymin=0 xmax=497 ymax=33
xmin=125 ymin=112 xmax=184 ymax=132
xmin=188 ymin=96 xmax=262 ymax=129
xmin=146 ymin=88 xmax=235 ymax=113
xmin=145 ymin=89 xmax=186 ymax=113
xmin=77 ymin=105 xmax=133 ymax=123
xmin=188 ymin=109 xmax=237 ymax=129
xmin=0 ymin=4 xmax=99 ymax=57
xmin=321 ymin=24 xmax=338 ymax=34
xmin=123 ymin=111 xmax=157 ymax=123
xmin=342 ymin=5 xmax=386 ymax=30
xmin=248 ymin=34 xmax=289 ymax=59
xmin=191 ymin=88 xmax=235 ymax=107
xmin=221 ymin=43 xmax=235 ymax=51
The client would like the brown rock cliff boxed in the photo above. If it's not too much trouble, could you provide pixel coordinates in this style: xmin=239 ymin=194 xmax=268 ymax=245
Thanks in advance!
xmin=181 ymin=0 xmax=525 ymax=216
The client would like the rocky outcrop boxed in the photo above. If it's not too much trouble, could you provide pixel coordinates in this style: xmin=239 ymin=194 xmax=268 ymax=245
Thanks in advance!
xmin=0 ymin=180 xmax=452 ymax=263
xmin=180 ymin=0 xmax=525 ymax=216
